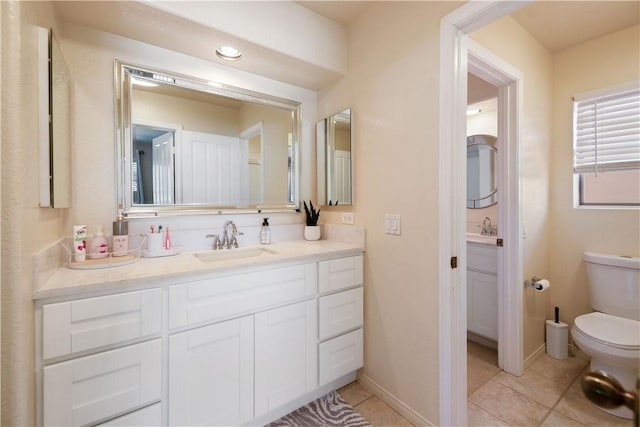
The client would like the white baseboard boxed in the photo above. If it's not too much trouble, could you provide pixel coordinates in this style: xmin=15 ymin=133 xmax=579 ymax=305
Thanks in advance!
xmin=358 ymin=374 xmax=435 ymax=427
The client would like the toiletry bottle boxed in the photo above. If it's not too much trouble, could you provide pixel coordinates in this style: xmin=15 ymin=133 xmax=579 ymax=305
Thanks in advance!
xmin=165 ymin=226 xmax=171 ymax=250
xmin=112 ymin=214 xmax=129 ymax=257
xmin=73 ymin=225 xmax=87 ymax=262
xmin=88 ymin=225 xmax=109 ymax=259
xmin=260 ymin=218 xmax=271 ymax=244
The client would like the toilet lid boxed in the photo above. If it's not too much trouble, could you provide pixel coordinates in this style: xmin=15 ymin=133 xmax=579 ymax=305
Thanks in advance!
xmin=574 ymin=312 xmax=640 ymax=350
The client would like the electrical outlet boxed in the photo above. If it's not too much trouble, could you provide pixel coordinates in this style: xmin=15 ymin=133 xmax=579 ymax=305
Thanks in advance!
xmin=342 ymin=212 xmax=355 ymax=224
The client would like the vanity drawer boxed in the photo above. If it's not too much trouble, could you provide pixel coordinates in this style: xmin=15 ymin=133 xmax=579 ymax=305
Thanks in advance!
xmin=42 ymin=289 xmax=162 ymax=360
xmin=169 ymin=263 xmax=317 ymax=329
xmin=318 ymin=255 xmax=363 ymax=294
xmin=43 ymin=339 xmax=161 ymax=427
xmin=319 ymin=287 xmax=363 ymax=340
xmin=319 ymin=328 xmax=363 ymax=386
xmin=467 ymin=243 xmax=498 ymax=274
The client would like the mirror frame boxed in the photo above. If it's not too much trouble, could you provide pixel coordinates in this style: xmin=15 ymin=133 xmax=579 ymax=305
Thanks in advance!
xmin=114 ymin=60 xmax=302 ymax=216
xmin=466 ymin=134 xmax=498 ymax=209
xmin=317 ymin=108 xmax=353 ymax=207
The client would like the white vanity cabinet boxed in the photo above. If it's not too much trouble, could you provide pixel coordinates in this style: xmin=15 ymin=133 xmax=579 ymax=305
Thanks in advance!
xmin=467 ymin=242 xmax=498 ymax=341
xmin=36 ymin=250 xmax=364 ymax=427
xmin=317 ymin=256 xmax=364 ymax=385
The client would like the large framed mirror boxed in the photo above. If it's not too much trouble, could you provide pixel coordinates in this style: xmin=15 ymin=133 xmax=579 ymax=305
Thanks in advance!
xmin=467 ymin=134 xmax=497 ymax=209
xmin=115 ymin=60 xmax=301 ymax=215
xmin=317 ymin=108 xmax=352 ymax=206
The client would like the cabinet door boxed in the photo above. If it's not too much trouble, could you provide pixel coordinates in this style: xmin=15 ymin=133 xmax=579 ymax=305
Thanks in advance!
xmin=254 ymin=300 xmax=317 ymax=417
xmin=43 ymin=340 xmax=161 ymax=427
xmin=169 ymin=316 xmax=254 ymax=426
xmin=467 ymin=271 xmax=498 ymax=340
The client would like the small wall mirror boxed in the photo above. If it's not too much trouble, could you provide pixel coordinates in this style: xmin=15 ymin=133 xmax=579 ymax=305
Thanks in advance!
xmin=38 ymin=27 xmax=71 ymax=208
xmin=467 ymin=134 xmax=497 ymax=209
xmin=115 ymin=61 xmax=301 ymax=215
xmin=317 ymin=108 xmax=352 ymax=206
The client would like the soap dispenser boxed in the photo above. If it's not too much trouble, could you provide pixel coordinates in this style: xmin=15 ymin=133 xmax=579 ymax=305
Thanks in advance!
xmin=260 ymin=218 xmax=271 ymax=244
xmin=112 ymin=213 xmax=129 ymax=257
xmin=88 ymin=225 xmax=109 ymax=259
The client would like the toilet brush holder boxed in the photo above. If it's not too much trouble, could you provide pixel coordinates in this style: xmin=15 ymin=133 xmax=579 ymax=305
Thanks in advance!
xmin=546 ymin=320 xmax=568 ymax=360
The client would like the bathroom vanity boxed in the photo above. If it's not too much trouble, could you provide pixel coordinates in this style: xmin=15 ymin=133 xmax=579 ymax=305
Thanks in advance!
xmin=467 ymin=238 xmax=498 ymax=342
xmin=34 ymin=241 xmax=364 ymax=426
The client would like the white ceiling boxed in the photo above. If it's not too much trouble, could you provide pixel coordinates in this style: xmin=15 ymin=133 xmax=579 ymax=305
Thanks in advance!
xmin=298 ymin=0 xmax=640 ymax=53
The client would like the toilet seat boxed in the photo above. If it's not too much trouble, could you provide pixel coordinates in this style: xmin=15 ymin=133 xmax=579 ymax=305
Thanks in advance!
xmin=574 ymin=312 xmax=640 ymax=350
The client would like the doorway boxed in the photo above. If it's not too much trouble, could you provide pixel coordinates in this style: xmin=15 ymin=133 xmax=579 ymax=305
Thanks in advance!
xmin=438 ymin=2 xmax=527 ymax=425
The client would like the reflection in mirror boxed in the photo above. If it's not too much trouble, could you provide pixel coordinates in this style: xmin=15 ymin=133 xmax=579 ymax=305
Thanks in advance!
xmin=38 ymin=27 xmax=71 ymax=208
xmin=467 ymin=134 xmax=497 ymax=209
xmin=115 ymin=61 xmax=301 ymax=214
xmin=317 ymin=108 xmax=352 ymax=206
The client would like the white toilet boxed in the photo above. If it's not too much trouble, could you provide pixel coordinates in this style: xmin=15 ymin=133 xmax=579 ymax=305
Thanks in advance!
xmin=572 ymin=252 xmax=640 ymax=419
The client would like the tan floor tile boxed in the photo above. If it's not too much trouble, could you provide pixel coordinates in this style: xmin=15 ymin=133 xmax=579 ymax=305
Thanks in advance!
xmin=338 ymin=381 xmax=374 ymax=407
xmin=468 ymin=341 xmax=499 ymax=365
xmin=493 ymin=370 xmax=568 ymax=407
xmin=528 ymin=354 xmax=588 ymax=387
xmin=355 ymin=396 xmax=415 ymax=427
xmin=554 ymin=373 xmax=634 ymax=427
xmin=540 ymin=410 xmax=588 ymax=427
xmin=469 ymin=380 xmax=550 ymax=426
xmin=468 ymin=342 xmax=501 ymax=395
xmin=467 ymin=401 xmax=510 ymax=427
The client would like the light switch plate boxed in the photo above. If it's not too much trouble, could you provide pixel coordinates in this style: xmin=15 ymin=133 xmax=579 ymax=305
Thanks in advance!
xmin=384 ymin=214 xmax=401 ymax=236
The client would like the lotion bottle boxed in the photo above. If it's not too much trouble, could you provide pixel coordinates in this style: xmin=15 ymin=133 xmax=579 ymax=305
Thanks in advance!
xmin=88 ymin=225 xmax=109 ymax=259
xmin=112 ymin=214 xmax=129 ymax=257
xmin=260 ymin=218 xmax=271 ymax=244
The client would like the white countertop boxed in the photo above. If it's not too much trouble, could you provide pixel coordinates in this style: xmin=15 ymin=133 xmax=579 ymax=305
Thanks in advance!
xmin=466 ymin=233 xmax=498 ymax=246
xmin=34 ymin=240 xmax=365 ymax=301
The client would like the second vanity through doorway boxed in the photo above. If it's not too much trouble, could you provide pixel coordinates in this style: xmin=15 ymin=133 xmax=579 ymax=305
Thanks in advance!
xmin=466 ymin=71 xmax=501 ymax=361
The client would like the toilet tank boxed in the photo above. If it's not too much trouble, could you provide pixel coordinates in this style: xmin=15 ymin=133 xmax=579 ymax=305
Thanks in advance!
xmin=584 ymin=252 xmax=640 ymax=321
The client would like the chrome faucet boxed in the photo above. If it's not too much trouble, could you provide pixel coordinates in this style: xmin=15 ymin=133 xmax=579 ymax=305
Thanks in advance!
xmin=222 ymin=220 xmax=243 ymax=249
xmin=481 ymin=217 xmax=492 ymax=236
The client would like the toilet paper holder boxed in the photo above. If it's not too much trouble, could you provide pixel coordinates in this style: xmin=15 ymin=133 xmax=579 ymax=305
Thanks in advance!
xmin=524 ymin=276 xmax=545 ymax=290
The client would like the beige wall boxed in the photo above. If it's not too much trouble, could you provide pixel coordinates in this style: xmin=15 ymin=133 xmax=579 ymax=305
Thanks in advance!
xmin=318 ymin=2 xmax=462 ymax=423
xmin=471 ymin=16 xmax=554 ymax=360
xmin=1 ymin=1 xmax=67 ymax=424
xmin=549 ymin=25 xmax=640 ymax=335
xmin=133 ymin=89 xmax=241 ymax=136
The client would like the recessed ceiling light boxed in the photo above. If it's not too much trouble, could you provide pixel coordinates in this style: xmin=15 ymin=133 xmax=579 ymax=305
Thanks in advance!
xmin=216 ymin=46 xmax=242 ymax=61
xmin=466 ymin=108 xmax=482 ymax=116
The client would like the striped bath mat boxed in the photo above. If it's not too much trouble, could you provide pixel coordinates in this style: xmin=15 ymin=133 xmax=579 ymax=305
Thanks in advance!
xmin=268 ymin=391 xmax=371 ymax=427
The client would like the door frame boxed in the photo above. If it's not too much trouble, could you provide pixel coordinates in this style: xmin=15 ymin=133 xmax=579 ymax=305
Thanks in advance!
xmin=438 ymin=1 xmax=529 ymax=425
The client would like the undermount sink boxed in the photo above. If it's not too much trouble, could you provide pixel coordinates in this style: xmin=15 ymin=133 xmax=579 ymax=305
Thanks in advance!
xmin=193 ymin=246 xmax=279 ymax=263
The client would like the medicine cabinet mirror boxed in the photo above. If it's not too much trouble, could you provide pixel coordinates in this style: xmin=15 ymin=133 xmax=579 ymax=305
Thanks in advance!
xmin=38 ymin=27 xmax=71 ymax=208
xmin=316 ymin=108 xmax=352 ymax=206
xmin=467 ymin=134 xmax=497 ymax=209
xmin=115 ymin=60 xmax=301 ymax=215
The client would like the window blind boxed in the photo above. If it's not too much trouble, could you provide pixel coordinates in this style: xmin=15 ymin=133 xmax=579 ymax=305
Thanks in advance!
xmin=573 ymin=83 xmax=640 ymax=174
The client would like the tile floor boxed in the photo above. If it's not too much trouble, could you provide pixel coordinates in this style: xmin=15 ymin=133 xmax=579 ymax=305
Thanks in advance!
xmin=338 ymin=382 xmax=414 ymax=426
xmin=337 ymin=342 xmax=635 ymax=426
xmin=467 ymin=340 xmax=635 ymax=427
